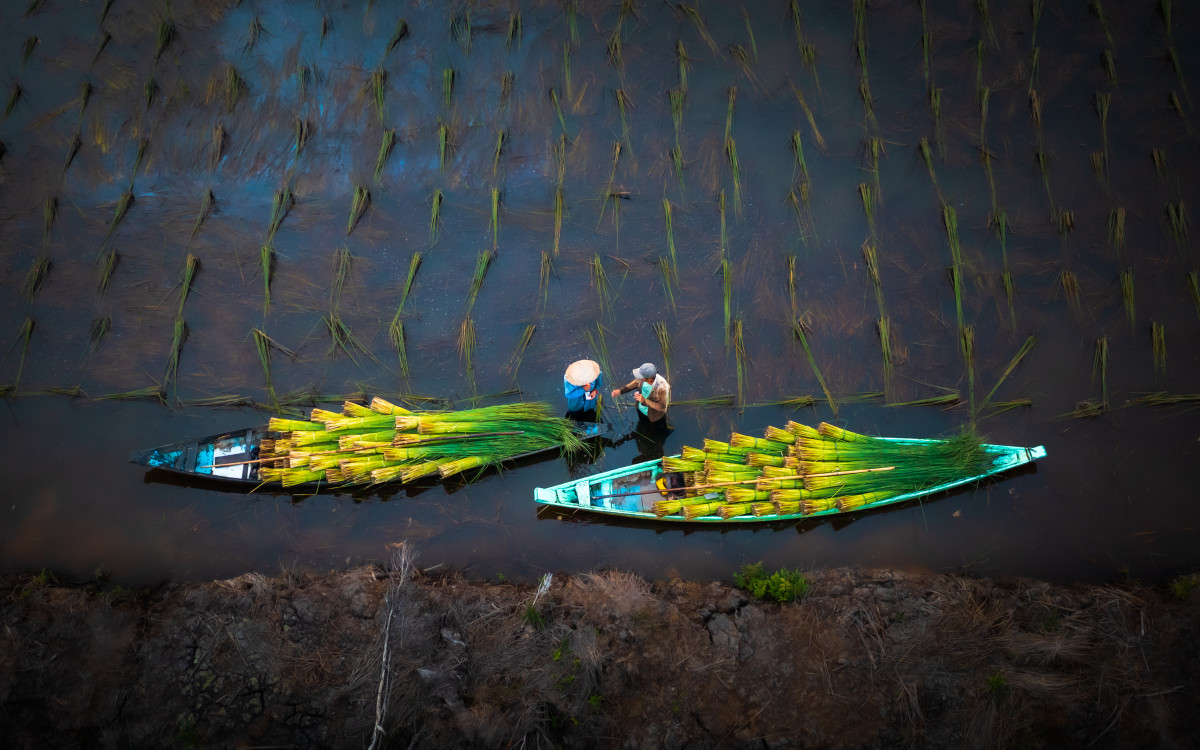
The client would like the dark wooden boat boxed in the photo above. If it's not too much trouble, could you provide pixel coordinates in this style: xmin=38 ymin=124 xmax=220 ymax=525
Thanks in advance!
xmin=131 ymin=420 xmax=612 ymax=490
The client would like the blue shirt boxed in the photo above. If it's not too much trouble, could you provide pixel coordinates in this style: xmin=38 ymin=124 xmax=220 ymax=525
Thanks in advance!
xmin=564 ymin=373 xmax=603 ymax=412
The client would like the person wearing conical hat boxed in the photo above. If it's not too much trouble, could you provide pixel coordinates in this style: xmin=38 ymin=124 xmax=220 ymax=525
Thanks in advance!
xmin=563 ymin=359 xmax=603 ymax=421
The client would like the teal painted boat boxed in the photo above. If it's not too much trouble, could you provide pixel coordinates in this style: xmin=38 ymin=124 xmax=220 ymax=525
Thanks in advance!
xmin=534 ymin=421 xmax=1046 ymax=523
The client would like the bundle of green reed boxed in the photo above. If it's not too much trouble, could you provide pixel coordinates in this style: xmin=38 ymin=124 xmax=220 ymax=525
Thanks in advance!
xmin=257 ymin=400 xmax=590 ymax=488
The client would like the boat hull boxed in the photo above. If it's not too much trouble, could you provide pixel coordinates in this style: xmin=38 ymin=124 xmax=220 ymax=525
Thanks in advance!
xmin=534 ymin=438 xmax=1047 ymax=523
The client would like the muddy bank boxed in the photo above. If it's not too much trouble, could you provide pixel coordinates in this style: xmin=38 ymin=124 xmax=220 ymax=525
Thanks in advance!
xmin=2 ymin=559 xmax=1199 ymax=749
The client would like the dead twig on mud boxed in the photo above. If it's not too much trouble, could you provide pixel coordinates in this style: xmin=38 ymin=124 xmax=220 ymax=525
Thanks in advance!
xmin=368 ymin=544 xmax=416 ymax=750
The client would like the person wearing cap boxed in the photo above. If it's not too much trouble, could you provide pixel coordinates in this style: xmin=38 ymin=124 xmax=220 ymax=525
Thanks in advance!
xmin=611 ymin=362 xmax=671 ymax=424
xmin=563 ymin=359 xmax=603 ymax=421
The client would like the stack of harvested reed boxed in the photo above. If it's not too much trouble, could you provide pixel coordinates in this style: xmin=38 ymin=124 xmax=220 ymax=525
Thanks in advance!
xmin=652 ymin=420 xmax=991 ymax=520
xmin=256 ymin=400 xmax=586 ymax=488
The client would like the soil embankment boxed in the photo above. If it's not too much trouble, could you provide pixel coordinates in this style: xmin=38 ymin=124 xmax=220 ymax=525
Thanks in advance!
xmin=2 ymin=561 xmax=1198 ymax=748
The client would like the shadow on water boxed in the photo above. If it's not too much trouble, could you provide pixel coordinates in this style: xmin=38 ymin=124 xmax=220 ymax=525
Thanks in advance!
xmin=1 ymin=0 xmax=1198 ymax=585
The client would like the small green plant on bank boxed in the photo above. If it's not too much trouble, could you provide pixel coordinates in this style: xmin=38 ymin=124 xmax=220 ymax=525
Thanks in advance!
xmin=734 ymin=562 xmax=809 ymax=602
xmin=986 ymin=672 xmax=1008 ymax=696
xmin=1171 ymin=573 xmax=1200 ymax=599
xmin=523 ymin=604 xmax=546 ymax=629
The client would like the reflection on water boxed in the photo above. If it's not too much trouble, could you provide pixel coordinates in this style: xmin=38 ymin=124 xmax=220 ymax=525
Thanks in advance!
xmin=1 ymin=1 xmax=1198 ymax=586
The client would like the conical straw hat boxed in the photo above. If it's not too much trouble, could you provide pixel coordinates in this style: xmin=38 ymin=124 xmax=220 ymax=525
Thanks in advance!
xmin=564 ymin=359 xmax=601 ymax=386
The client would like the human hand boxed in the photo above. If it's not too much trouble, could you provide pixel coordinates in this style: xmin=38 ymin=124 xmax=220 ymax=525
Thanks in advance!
xmin=634 ymin=393 xmax=644 ymax=403
xmin=610 ymin=389 xmax=620 ymax=399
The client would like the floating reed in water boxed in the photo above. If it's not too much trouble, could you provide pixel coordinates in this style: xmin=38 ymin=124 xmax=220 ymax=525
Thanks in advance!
xmin=1120 ymin=269 xmax=1135 ymax=327
xmin=22 ymin=256 xmax=51 ymax=302
xmin=662 ymin=199 xmax=678 ymax=279
xmin=720 ymin=258 xmax=732 ymax=345
xmin=732 ymin=318 xmax=748 ymax=406
xmin=1052 ymin=208 xmax=1075 ymax=236
xmin=429 ymin=189 xmax=443 ymax=242
xmin=92 ymin=31 xmax=111 ymax=64
xmin=560 ymin=35 xmax=573 ymax=91
xmin=725 ymin=137 xmax=741 ymax=215
xmin=504 ymin=324 xmax=536 ymax=378
xmin=878 ymin=316 xmax=893 ymax=381
xmin=96 ymin=248 xmax=119 ymax=296
xmin=791 ymin=318 xmax=837 ymax=416
xmin=252 ymin=328 xmax=276 ymax=407
xmin=458 ymin=316 xmax=476 ymax=385
xmin=1165 ymin=200 xmax=1188 ymax=252
xmin=539 ymin=251 xmax=554 ymax=306
xmin=654 ymin=321 xmax=672 ymax=379
xmin=465 ymin=250 xmax=494 ymax=313
xmin=438 ymin=122 xmax=451 ymax=169
xmin=390 ymin=319 xmax=409 ymax=378
xmin=209 ymin=124 xmax=226 ymax=170
xmin=442 ymin=67 xmax=455 ymax=108
xmin=266 ymin=187 xmax=292 ymax=242
xmin=96 ymin=385 xmax=165 ymax=404
xmin=552 ymin=188 xmax=565 ymax=256
xmin=224 ymin=64 xmax=246 ymax=113
xmin=1130 ymin=392 xmax=1200 ymax=407
xmin=490 ymin=188 xmax=501 ymax=249
xmin=5 ymin=84 xmax=22 ymax=118
xmin=607 ymin=27 xmax=624 ymax=72
xmin=143 ymin=78 xmax=157 ymax=108
xmin=930 ymin=88 xmax=945 ymax=156
xmin=657 ymin=257 xmax=675 ymax=311
xmin=88 ymin=317 xmax=111 ymax=350
xmin=670 ymin=147 xmax=684 ymax=195
xmin=243 ymin=16 xmax=266 ymax=53
xmin=1151 ymin=322 xmax=1166 ymax=374
xmin=185 ymin=189 xmax=215 ymax=250
xmin=1108 ymin=207 xmax=1126 ymax=253
xmin=450 ymin=10 xmax=472 ymax=55
xmin=259 ymin=243 xmax=274 ymax=311
xmin=23 ymin=36 xmax=38 ymax=65
xmin=104 ymin=189 xmax=134 ymax=243
xmin=1152 ymin=148 xmax=1167 ymax=175
xmin=365 ymin=67 xmax=387 ymax=123
xmin=615 ymin=88 xmax=632 ymax=153
xmin=1186 ymin=271 xmax=1200 ymax=321
xmin=10 ymin=318 xmax=33 ymax=395
xmin=978 ymin=335 xmax=1036 ymax=416
xmin=790 ymin=131 xmax=809 ymax=186
xmin=155 ymin=18 xmax=175 ymax=62
xmin=296 ymin=65 xmax=311 ymax=98
xmin=491 ymin=129 xmax=505 ymax=176
xmin=960 ymin=324 xmax=975 ymax=414
xmin=506 ymin=12 xmax=521 ymax=51
xmin=941 ymin=204 xmax=964 ymax=330
xmin=668 ymin=87 xmax=684 ymax=147
xmin=383 ymin=18 xmax=409 ymax=60
xmin=374 ymin=129 xmax=396 ymax=182
xmin=347 ymin=186 xmax=369 ymax=235
xmin=1059 ymin=270 xmax=1082 ymax=316
xmin=676 ymin=40 xmax=692 ymax=92
xmin=1093 ymin=336 xmax=1109 ymax=408
xmin=887 ymin=393 xmax=961 ymax=408
xmin=549 ymin=87 xmax=567 ymax=136
xmin=293 ymin=118 xmax=309 ymax=154
xmin=679 ymin=4 xmax=719 ymax=56
xmin=41 ymin=195 xmax=56 ymax=248
xmin=591 ymin=255 xmax=612 ymax=316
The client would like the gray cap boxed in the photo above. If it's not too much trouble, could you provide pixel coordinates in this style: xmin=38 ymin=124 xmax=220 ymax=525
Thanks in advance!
xmin=633 ymin=362 xmax=657 ymax=379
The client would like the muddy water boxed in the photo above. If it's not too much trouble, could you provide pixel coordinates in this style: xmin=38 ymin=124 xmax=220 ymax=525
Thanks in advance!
xmin=2 ymin=1 xmax=1198 ymax=586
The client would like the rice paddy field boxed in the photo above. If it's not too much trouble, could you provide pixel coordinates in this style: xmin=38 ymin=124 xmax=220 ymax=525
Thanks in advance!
xmin=2 ymin=0 xmax=1198 ymax=586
